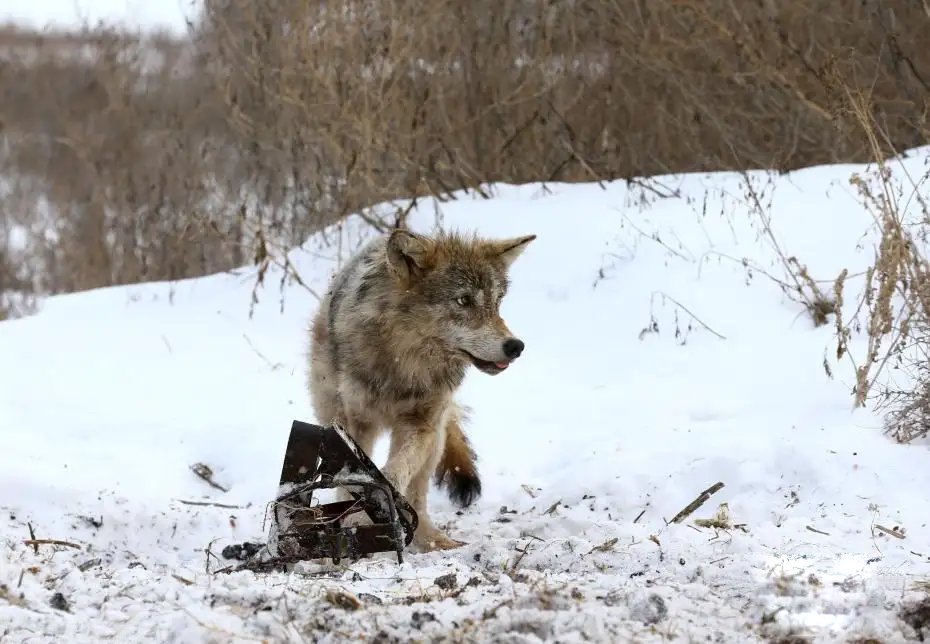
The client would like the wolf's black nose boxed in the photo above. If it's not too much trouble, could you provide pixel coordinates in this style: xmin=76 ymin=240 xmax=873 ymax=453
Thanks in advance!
xmin=503 ymin=338 xmax=525 ymax=360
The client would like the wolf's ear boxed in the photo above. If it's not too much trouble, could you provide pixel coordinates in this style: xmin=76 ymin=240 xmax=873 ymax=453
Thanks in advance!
xmin=485 ymin=234 xmax=537 ymax=268
xmin=386 ymin=229 xmax=434 ymax=282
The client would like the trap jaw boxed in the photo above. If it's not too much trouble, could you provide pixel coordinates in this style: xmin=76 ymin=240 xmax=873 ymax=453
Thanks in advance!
xmin=267 ymin=420 xmax=418 ymax=565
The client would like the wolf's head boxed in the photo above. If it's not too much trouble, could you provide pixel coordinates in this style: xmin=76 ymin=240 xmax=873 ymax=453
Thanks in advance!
xmin=385 ymin=228 xmax=536 ymax=375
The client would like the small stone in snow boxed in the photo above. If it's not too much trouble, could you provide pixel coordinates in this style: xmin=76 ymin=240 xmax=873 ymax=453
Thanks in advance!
xmin=49 ymin=592 xmax=70 ymax=612
xmin=411 ymin=610 xmax=437 ymax=629
xmin=434 ymin=573 xmax=457 ymax=590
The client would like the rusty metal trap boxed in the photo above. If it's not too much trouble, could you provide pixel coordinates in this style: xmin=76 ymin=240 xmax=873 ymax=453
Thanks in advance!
xmin=219 ymin=420 xmax=418 ymax=572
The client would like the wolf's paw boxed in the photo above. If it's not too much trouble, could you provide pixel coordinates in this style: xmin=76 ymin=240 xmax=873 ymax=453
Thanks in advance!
xmin=413 ymin=528 xmax=466 ymax=552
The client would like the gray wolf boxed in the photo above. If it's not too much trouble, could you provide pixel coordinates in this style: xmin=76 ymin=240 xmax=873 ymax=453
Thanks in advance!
xmin=306 ymin=227 xmax=536 ymax=551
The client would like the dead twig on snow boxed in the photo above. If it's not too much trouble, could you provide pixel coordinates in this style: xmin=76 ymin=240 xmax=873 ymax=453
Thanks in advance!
xmin=806 ymin=525 xmax=831 ymax=536
xmin=175 ymin=499 xmax=249 ymax=509
xmin=669 ymin=482 xmax=725 ymax=524
xmin=651 ymin=291 xmax=728 ymax=341
xmin=23 ymin=539 xmax=82 ymax=550
xmin=873 ymin=524 xmax=906 ymax=539
xmin=190 ymin=462 xmax=229 ymax=493
xmin=584 ymin=537 xmax=619 ymax=556
xmin=26 ymin=523 xmax=38 ymax=554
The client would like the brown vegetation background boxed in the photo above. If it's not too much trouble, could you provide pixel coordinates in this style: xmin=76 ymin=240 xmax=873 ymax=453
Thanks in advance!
xmin=0 ymin=0 xmax=927 ymax=310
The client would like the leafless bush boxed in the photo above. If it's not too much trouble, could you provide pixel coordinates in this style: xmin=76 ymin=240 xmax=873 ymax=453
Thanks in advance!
xmin=806 ymin=75 xmax=930 ymax=442
xmin=0 ymin=24 xmax=243 ymax=294
xmin=197 ymin=0 xmax=929 ymax=190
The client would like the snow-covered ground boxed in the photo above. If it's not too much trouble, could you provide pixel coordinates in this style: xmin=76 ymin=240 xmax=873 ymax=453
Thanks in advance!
xmin=3 ymin=152 xmax=930 ymax=643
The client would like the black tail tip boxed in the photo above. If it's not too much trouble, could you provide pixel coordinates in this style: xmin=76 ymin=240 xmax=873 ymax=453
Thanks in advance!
xmin=437 ymin=470 xmax=482 ymax=509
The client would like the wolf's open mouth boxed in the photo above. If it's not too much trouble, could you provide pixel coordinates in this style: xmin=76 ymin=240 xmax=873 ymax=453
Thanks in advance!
xmin=461 ymin=351 xmax=510 ymax=375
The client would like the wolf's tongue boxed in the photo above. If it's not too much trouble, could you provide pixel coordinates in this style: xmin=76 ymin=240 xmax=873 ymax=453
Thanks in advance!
xmin=495 ymin=362 xmax=509 ymax=369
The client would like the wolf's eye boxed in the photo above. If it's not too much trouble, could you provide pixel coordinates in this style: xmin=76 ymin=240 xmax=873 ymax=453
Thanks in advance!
xmin=456 ymin=295 xmax=472 ymax=307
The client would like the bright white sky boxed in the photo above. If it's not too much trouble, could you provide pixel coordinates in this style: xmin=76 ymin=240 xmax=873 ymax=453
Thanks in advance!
xmin=1 ymin=0 xmax=200 ymax=34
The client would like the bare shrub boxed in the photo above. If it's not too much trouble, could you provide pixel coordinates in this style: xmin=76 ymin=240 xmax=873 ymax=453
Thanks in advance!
xmin=196 ymin=0 xmax=930 ymax=188
xmin=808 ymin=76 xmax=930 ymax=441
xmin=0 ymin=24 xmax=246 ymax=294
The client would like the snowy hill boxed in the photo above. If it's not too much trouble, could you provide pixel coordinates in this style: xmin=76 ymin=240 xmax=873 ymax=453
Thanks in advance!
xmin=3 ymin=154 xmax=930 ymax=643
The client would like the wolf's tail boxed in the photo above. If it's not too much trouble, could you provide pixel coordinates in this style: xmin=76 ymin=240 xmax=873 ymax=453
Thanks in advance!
xmin=433 ymin=402 xmax=482 ymax=508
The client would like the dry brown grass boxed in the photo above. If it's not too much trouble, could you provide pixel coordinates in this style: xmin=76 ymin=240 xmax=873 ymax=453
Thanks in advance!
xmin=833 ymin=93 xmax=930 ymax=443
xmin=769 ymin=59 xmax=930 ymax=442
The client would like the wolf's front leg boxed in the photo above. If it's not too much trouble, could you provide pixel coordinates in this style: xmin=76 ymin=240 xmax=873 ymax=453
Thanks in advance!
xmin=405 ymin=453 xmax=466 ymax=552
xmin=381 ymin=422 xmax=433 ymax=499
xmin=382 ymin=418 xmax=464 ymax=552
